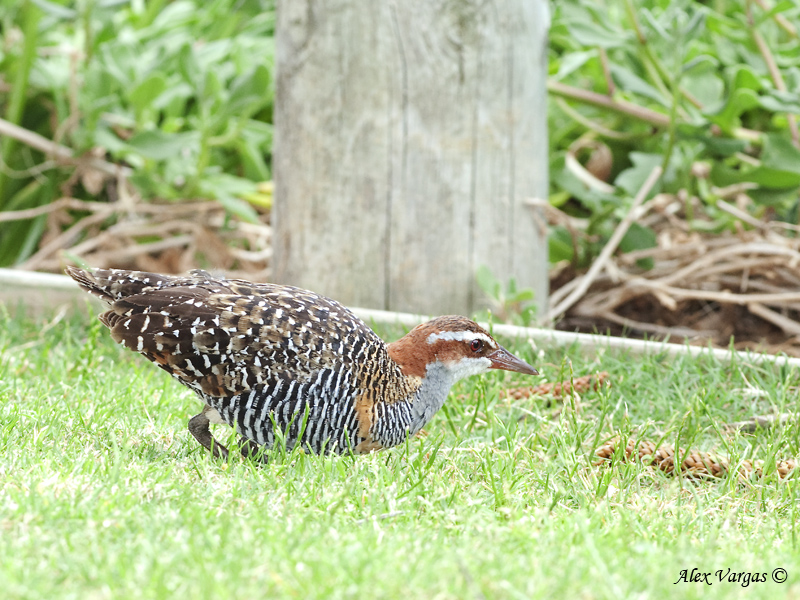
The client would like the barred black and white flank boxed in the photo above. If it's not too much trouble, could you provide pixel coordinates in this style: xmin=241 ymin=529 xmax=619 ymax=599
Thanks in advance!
xmin=67 ymin=267 xmax=538 ymax=458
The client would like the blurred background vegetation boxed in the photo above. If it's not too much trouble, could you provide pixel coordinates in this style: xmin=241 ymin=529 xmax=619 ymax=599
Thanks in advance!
xmin=1 ymin=0 xmax=799 ymax=276
xmin=549 ymin=0 xmax=800 ymax=269
xmin=0 ymin=0 xmax=275 ymax=267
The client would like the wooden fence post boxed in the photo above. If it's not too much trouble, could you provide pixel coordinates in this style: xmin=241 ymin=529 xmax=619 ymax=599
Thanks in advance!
xmin=273 ymin=0 xmax=549 ymax=317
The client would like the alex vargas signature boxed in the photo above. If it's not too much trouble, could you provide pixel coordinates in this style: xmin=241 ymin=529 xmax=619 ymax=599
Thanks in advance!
xmin=674 ymin=567 xmax=787 ymax=587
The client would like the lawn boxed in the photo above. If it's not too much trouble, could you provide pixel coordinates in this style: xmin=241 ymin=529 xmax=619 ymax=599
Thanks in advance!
xmin=1 ymin=304 xmax=799 ymax=599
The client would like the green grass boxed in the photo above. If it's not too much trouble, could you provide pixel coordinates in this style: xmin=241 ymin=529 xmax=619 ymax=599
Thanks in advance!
xmin=2 ymin=306 xmax=800 ymax=599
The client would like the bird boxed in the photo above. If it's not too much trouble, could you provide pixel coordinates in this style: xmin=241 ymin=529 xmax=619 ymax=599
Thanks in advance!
xmin=66 ymin=267 xmax=539 ymax=459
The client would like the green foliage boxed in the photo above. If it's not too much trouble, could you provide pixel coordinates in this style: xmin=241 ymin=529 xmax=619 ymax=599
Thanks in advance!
xmin=4 ymin=0 xmax=800 ymax=274
xmin=2 ymin=309 xmax=800 ymax=598
xmin=0 ymin=0 xmax=275 ymax=265
xmin=550 ymin=0 xmax=800 ymax=266
xmin=475 ymin=264 xmax=538 ymax=326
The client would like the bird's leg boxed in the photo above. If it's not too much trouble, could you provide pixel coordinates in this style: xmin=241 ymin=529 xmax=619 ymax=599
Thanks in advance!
xmin=238 ymin=437 xmax=266 ymax=462
xmin=188 ymin=409 xmax=229 ymax=460
xmin=189 ymin=406 xmax=266 ymax=462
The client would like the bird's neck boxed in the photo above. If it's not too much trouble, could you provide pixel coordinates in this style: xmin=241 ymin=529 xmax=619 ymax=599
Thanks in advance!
xmin=406 ymin=362 xmax=456 ymax=435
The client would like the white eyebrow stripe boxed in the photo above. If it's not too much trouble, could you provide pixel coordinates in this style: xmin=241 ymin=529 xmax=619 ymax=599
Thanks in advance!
xmin=426 ymin=331 xmax=496 ymax=347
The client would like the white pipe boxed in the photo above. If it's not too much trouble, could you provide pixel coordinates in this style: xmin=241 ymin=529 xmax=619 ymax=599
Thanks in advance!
xmin=2 ymin=268 xmax=798 ymax=368
xmin=0 ymin=268 xmax=78 ymax=289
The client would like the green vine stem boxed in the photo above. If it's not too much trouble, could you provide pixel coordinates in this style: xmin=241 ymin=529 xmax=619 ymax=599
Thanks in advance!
xmin=0 ymin=1 xmax=42 ymax=207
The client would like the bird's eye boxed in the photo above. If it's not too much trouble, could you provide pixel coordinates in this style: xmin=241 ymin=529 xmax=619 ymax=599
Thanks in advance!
xmin=470 ymin=339 xmax=483 ymax=353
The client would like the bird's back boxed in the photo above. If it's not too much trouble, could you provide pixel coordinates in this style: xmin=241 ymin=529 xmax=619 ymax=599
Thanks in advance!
xmin=69 ymin=267 xmax=425 ymax=453
xmin=68 ymin=268 xmax=390 ymax=398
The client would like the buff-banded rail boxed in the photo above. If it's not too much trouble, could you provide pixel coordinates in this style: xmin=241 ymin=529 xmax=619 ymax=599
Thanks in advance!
xmin=67 ymin=267 xmax=538 ymax=458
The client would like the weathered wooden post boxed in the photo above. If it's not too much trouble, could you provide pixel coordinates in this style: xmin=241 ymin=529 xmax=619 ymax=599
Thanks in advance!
xmin=273 ymin=0 xmax=549 ymax=317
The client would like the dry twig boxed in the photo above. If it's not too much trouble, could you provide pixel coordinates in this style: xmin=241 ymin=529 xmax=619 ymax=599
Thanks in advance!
xmin=547 ymin=166 xmax=663 ymax=322
xmin=17 ymin=195 xmax=271 ymax=279
xmin=0 ymin=117 xmax=131 ymax=177
xmin=553 ymin=202 xmax=800 ymax=354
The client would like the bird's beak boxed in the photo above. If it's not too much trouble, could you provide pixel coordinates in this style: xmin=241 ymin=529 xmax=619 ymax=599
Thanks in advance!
xmin=487 ymin=346 xmax=538 ymax=376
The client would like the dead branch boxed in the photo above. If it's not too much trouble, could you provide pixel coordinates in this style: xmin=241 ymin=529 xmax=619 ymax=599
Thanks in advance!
xmin=0 ymin=117 xmax=131 ymax=178
xmin=547 ymin=166 xmax=663 ymax=322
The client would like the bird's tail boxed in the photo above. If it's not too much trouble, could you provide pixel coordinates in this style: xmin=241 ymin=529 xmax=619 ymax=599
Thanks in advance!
xmin=65 ymin=267 xmax=177 ymax=305
xmin=66 ymin=266 xmax=116 ymax=304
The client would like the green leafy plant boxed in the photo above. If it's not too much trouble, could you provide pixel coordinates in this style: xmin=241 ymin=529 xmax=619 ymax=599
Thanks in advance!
xmin=475 ymin=264 xmax=538 ymax=326
xmin=0 ymin=0 xmax=275 ymax=266
xmin=549 ymin=0 xmax=800 ymax=266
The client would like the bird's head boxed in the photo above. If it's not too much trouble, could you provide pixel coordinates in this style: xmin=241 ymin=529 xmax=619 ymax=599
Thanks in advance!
xmin=387 ymin=316 xmax=538 ymax=381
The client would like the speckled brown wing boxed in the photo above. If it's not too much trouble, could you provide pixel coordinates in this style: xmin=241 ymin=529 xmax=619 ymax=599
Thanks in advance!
xmin=68 ymin=268 xmax=386 ymax=398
